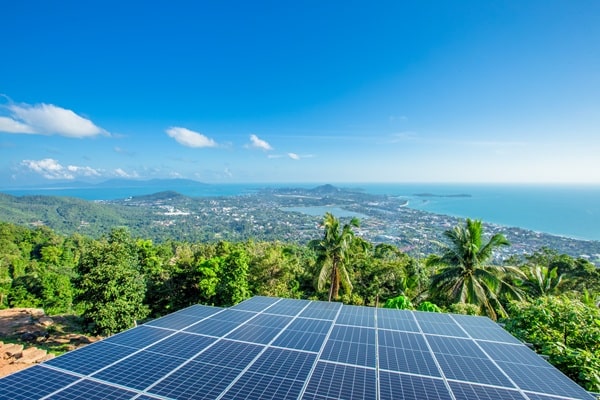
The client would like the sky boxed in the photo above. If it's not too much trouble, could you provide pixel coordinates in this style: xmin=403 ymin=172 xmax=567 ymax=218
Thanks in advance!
xmin=1 ymin=1 xmax=599 ymax=186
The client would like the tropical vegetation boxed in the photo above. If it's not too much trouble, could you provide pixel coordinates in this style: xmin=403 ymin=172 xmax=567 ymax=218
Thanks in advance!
xmin=0 ymin=216 xmax=598 ymax=391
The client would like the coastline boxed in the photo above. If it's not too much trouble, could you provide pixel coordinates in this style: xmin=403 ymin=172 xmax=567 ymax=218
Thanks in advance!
xmin=2 ymin=182 xmax=600 ymax=242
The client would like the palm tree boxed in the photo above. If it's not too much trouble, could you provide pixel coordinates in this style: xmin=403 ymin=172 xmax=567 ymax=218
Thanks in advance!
xmin=518 ymin=265 xmax=564 ymax=298
xmin=312 ymin=213 xmax=360 ymax=301
xmin=426 ymin=218 xmax=523 ymax=320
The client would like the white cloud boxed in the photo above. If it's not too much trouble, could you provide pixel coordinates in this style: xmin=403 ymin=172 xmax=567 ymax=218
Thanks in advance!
xmin=21 ymin=159 xmax=70 ymax=179
xmin=166 ymin=127 xmax=217 ymax=148
xmin=21 ymin=158 xmax=102 ymax=180
xmin=248 ymin=134 xmax=273 ymax=151
xmin=1 ymin=102 xmax=109 ymax=137
xmin=66 ymin=165 xmax=101 ymax=177
xmin=0 ymin=116 xmax=36 ymax=133
xmin=288 ymin=153 xmax=300 ymax=160
xmin=114 ymin=168 xmax=139 ymax=178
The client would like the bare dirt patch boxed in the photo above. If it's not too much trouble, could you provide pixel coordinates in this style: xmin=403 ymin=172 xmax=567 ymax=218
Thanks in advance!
xmin=0 ymin=308 xmax=101 ymax=377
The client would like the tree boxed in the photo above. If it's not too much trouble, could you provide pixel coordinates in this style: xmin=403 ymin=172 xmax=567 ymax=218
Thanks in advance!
xmin=76 ymin=228 xmax=148 ymax=335
xmin=216 ymin=242 xmax=250 ymax=306
xmin=426 ymin=219 xmax=522 ymax=320
xmin=354 ymin=243 xmax=410 ymax=306
xmin=311 ymin=213 xmax=360 ymax=301
xmin=517 ymin=265 xmax=564 ymax=298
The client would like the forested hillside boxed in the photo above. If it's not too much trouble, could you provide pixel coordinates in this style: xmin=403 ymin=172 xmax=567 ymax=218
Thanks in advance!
xmin=2 ymin=189 xmax=599 ymax=266
xmin=0 ymin=217 xmax=598 ymax=391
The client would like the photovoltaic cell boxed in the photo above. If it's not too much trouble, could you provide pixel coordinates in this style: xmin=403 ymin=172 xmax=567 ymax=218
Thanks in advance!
xmin=148 ymin=362 xmax=240 ymax=400
xmin=44 ymin=341 xmax=139 ymax=375
xmin=414 ymin=311 xmax=455 ymax=323
xmin=377 ymin=314 xmax=420 ymax=332
xmin=496 ymin=361 xmax=596 ymax=399
xmin=418 ymin=320 xmax=469 ymax=338
xmin=272 ymin=329 xmax=326 ymax=352
xmin=248 ymin=348 xmax=316 ymax=381
xmin=378 ymin=330 xmax=429 ymax=351
xmin=299 ymin=300 xmax=342 ymax=320
xmin=436 ymin=354 xmax=514 ymax=387
xmin=0 ymin=366 xmax=79 ymax=400
xmin=230 ymin=296 xmax=279 ymax=312
xmin=264 ymin=298 xmax=310 ymax=316
xmin=174 ymin=304 xmax=221 ymax=319
xmin=321 ymin=340 xmax=376 ymax=367
xmin=93 ymin=351 xmax=185 ymax=390
xmin=145 ymin=312 xmax=208 ymax=330
xmin=104 ymin=325 xmax=174 ymax=348
xmin=449 ymin=381 xmax=526 ymax=400
xmin=477 ymin=341 xmax=550 ymax=367
xmin=427 ymin=335 xmax=487 ymax=358
xmin=145 ymin=332 xmax=216 ymax=359
xmin=221 ymin=371 xmax=305 ymax=400
xmin=249 ymin=313 xmax=293 ymax=328
xmin=284 ymin=317 xmax=332 ymax=334
xmin=450 ymin=313 xmax=497 ymax=327
xmin=329 ymin=325 xmax=375 ymax=344
xmin=379 ymin=371 xmax=452 ymax=400
xmin=377 ymin=307 xmax=414 ymax=320
xmin=460 ymin=324 xmax=523 ymax=344
xmin=336 ymin=305 xmax=375 ymax=327
xmin=379 ymin=346 xmax=441 ymax=376
xmin=183 ymin=318 xmax=240 ymax=337
xmin=192 ymin=339 xmax=264 ymax=369
xmin=225 ymin=323 xmax=282 ymax=344
xmin=207 ymin=309 xmax=257 ymax=323
xmin=45 ymin=379 xmax=137 ymax=400
xmin=303 ymin=362 xmax=377 ymax=400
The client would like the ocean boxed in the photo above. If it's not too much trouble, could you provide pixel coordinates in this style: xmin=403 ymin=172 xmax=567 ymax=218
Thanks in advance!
xmin=2 ymin=182 xmax=600 ymax=241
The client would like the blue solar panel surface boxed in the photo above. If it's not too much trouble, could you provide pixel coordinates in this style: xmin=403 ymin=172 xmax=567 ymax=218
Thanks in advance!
xmin=0 ymin=296 xmax=595 ymax=399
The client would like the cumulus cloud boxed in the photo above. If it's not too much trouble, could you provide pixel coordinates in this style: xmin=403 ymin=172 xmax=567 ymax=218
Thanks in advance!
xmin=21 ymin=158 xmax=101 ymax=180
xmin=287 ymin=153 xmax=300 ymax=160
xmin=66 ymin=165 xmax=101 ymax=177
xmin=247 ymin=134 xmax=273 ymax=151
xmin=166 ymin=127 xmax=217 ymax=148
xmin=1 ymin=102 xmax=109 ymax=137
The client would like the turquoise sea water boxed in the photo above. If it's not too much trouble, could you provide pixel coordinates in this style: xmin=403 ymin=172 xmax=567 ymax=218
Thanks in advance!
xmin=2 ymin=182 xmax=599 ymax=241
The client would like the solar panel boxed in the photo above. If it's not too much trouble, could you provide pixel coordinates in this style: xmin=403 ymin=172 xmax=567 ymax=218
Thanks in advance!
xmin=0 ymin=296 xmax=595 ymax=400
xmin=44 ymin=379 xmax=138 ymax=400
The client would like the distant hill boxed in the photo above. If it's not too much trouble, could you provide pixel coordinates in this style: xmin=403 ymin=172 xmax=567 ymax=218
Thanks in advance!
xmin=94 ymin=178 xmax=208 ymax=189
xmin=0 ymin=178 xmax=208 ymax=190
xmin=0 ymin=192 xmax=147 ymax=237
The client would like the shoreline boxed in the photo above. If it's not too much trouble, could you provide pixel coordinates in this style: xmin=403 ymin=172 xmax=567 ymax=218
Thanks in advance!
xmin=2 ymin=183 xmax=600 ymax=242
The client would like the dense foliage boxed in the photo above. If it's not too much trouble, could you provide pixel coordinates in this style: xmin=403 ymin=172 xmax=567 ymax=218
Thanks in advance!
xmin=0 ymin=217 xmax=599 ymax=390
xmin=505 ymin=296 xmax=600 ymax=391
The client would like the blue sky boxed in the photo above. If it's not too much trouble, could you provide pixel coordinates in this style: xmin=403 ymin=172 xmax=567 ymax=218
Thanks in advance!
xmin=1 ymin=1 xmax=599 ymax=186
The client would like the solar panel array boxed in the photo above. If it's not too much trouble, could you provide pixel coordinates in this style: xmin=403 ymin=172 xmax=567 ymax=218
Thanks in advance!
xmin=0 ymin=296 xmax=595 ymax=399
